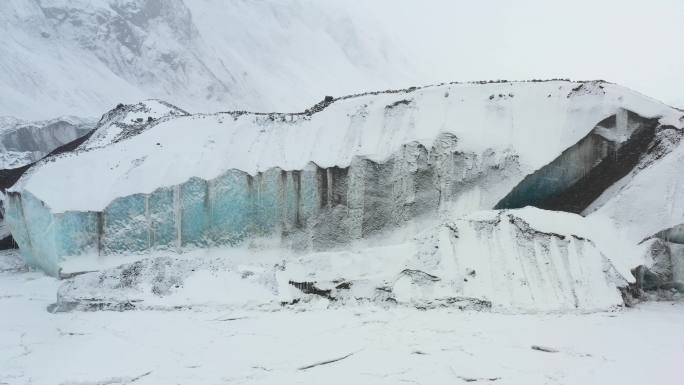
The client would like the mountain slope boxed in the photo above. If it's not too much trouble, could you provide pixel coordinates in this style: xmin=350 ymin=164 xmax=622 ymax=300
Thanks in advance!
xmin=4 ymin=0 xmax=683 ymax=121
xmin=0 ymin=0 xmax=415 ymax=119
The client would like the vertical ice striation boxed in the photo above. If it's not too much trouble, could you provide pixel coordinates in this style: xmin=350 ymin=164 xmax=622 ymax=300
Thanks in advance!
xmin=5 ymin=136 xmax=519 ymax=275
xmin=4 ymin=191 xmax=100 ymax=275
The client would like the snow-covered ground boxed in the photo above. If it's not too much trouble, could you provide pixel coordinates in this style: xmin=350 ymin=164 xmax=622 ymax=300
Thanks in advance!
xmin=1 ymin=250 xmax=682 ymax=385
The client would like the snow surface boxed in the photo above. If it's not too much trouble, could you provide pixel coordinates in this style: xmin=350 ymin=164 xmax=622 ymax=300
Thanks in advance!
xmin=1 ymin=250 xmax=682 ymax=385
xmin=12 ymin=80 xmax=683 ymax=214
xmin=50 ymin=207 xmax=628 ymax=313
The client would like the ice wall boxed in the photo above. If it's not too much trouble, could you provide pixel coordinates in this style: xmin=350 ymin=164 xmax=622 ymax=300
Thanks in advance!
xmin=5 ymin=134 xmax=520 ymax=275
xmin=496 ymin=110 xmax=660 ymax=212
xmin=7 ymin=81 xmax=682 ymax=275
xmin=0 ymin=117 xmax=93 ymax=168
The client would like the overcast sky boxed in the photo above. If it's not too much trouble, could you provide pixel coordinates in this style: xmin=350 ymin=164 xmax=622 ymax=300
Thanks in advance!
xmin=361 ymin=0 xmax=684 ymax=108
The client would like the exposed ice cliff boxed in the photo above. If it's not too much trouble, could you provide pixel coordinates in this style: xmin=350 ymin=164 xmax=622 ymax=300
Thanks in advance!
xmin=495 ymin=109 xmax=660 ymax=213
xmin=0 ymin=115 xmax=93 ymax=169
xmin=4 ymin=81 xmax=683 ymax=292
xmin=0 ymin=115 xmax=94 ymax=249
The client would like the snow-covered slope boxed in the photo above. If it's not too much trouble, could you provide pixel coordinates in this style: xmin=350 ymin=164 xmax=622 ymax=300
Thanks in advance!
xmin=0 ymin=0 xmax=414 ymax=119
xmin=0 ymin=0 xmax=144 ymax=119
xmin=80 ymin=99 xmax=189 ymax=150
xmin=13 ymin=81 xmax=682 ymax=212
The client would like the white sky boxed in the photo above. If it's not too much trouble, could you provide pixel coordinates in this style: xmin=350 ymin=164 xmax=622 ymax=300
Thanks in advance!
xmin=361 ymin=0 xmax=684 ymax=108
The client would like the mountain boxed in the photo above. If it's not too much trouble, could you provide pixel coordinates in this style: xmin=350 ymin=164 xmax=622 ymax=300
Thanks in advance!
xmin=0 ymin=0 xmax=416 ymax=120
xmin=4 ymin=0 xmax=684 ymax=123
xmin=4 ymin=80 xmax=683 ymax=310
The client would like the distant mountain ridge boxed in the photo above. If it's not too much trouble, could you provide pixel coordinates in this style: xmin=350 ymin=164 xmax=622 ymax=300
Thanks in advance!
xmin=0 ymin=115 xmax=94 ymax=168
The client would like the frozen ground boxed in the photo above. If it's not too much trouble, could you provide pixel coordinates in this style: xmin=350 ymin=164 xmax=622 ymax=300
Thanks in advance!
xmin=1 ymin=250 xmax=682 ymax=385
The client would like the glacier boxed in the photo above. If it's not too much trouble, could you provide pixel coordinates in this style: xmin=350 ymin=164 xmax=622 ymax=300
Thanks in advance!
xmin=3 ymin=2 xmax=684 ymax=383
xmin=3 ymin=80 xmax=683 ymax=286
xmin=4 ymin=136 xmax=520 ymax=276
xmin=0 ymin=115 xmax=93 ymax=169
xmin=4 ymin=2 xmax=684 ymax=383
xmin=0 ymin=115 xmax=95 ymax=249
